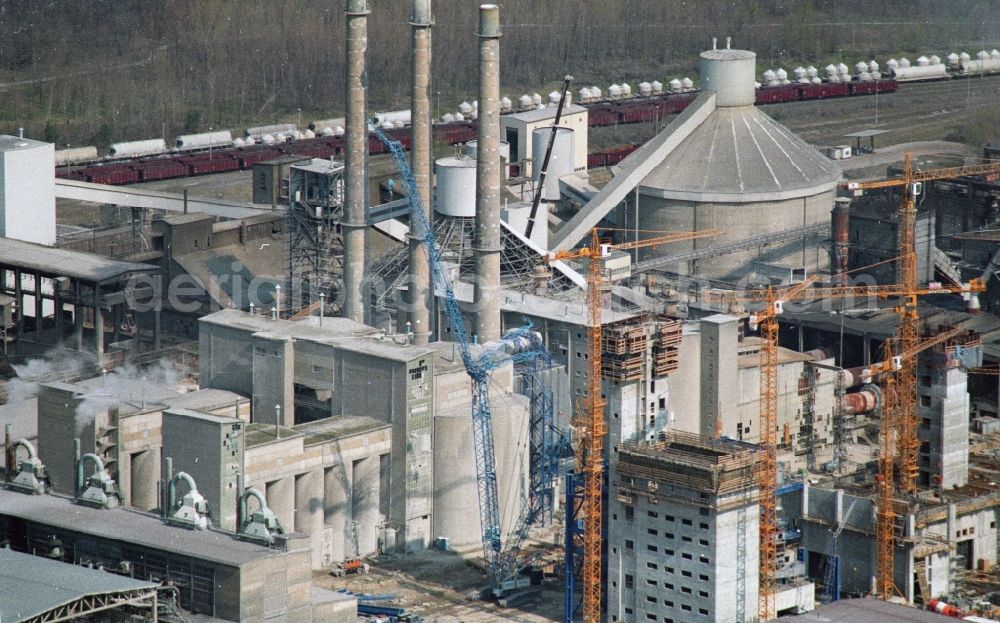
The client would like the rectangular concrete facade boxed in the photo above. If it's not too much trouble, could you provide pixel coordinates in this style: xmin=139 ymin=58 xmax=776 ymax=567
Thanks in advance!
xmin=919 ymin=364 xmax=970 ymax=489
xmin=198 ymin=310 xmax=435 ymax=549
xmin=0 ymin=136 xmax=56 ymax=245
xmin=790 ymin=481 xmax=1000 ymax=603
xmin=607 ymin=433 xmax=760 ymax=623
xmin=162 ymin=408 xmax=244 ymax=531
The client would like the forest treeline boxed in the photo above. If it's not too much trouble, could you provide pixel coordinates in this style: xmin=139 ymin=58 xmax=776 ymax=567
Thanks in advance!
xmin=1 ymin=0 xmax=999 ymax=148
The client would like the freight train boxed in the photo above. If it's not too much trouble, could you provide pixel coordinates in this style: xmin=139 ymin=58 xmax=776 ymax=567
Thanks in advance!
xmin=53 ymin=46 xmax=1000 ymax=185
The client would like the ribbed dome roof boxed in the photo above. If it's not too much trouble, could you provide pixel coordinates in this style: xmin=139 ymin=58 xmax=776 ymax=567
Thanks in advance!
xmin=639 ymin=105 xmax=842 ymax=202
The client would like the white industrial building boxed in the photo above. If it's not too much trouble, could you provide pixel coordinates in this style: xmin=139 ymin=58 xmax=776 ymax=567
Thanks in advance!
xmin=0 ymin=135 xmax=55 ymax=245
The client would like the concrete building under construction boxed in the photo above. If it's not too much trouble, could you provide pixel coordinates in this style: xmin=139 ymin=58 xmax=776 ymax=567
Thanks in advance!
xmin=4 ymin=2 xmax=1000 ymax=622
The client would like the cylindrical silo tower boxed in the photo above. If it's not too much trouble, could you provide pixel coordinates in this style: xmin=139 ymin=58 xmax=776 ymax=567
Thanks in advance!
xmin=531 ymin=126 xmax=575 ymax=201
xmin=634 ymin=45 xmax=842 ymax=277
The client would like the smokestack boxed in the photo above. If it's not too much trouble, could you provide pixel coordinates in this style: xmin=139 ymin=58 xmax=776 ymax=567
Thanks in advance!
xmin=473 ymin=4 xmax=502 ymax=343
xmin=4 ymin=424 xmax=11 ymax=481
xmin=832 ymin=197 xmax=851 ymax=286
xmin=343 ymin=0 xmax=370 ymax=324
xmin=408 ymin=0 xmax=434 ymax=345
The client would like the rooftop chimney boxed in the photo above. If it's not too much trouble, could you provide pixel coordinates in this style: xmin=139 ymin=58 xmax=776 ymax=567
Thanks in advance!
xmin=343 ymin=0 xmax=369 ymax=324
xmin=473 ymin=4 xmax=502 ymax=342
xmin=408 ymin=0 xmax=434 ymax=344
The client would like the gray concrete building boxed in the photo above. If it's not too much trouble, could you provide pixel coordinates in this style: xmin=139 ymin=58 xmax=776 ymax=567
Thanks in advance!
xmin=607 ymin=432 xmax=761 ymax=623
xmin=197 ymin=309 xmax=530 ymax=556
xmin=0 ymin=489 xmax=355 ymax=622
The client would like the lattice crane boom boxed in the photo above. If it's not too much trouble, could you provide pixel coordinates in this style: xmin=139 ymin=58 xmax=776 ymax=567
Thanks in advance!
xmin=549 ymin=227 xmax=721 ymax=623
xmin=370 ymin=124 xmax=549 ymax=593
xmin=706 ymin=277 xmax=984 ymax=620
xmin=842 ymin=154 xmax=1000 ymax=494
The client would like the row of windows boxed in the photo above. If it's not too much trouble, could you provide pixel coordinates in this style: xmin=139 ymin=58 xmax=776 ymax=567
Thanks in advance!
xmin=623 ymin=570 xmax=710 ymax=589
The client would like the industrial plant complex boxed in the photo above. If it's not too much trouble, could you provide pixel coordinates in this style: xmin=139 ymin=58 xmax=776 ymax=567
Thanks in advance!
xmin=5 ymin=2 xmax=1000 ymax=623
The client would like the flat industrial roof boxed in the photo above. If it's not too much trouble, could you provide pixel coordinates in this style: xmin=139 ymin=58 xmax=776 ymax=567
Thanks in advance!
xmin=295 ymin=415 xmax=391 ymax=445
xmin=794 ymin=597 xmax=954 ymax=622
xmin=200 ymin=309 xmax=435 ymax=362
xmin=844 ymin=129 xmax=892 ymax=138
xmin=0 ymin=491 xmax=284 ymax=566
xmin=0 ymin=549 xmax=157 ymax=623
xmin=0 ymin=237 xmax=157 ymax=282
xmin=0 ymin=135 xmax=50 ymax=153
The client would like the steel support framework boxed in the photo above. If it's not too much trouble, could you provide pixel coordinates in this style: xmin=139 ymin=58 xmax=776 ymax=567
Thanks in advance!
xmin=580 ymin=241 xmax=607 ymax=623
xmin=896 ymin=153 xmax=921 ymax=494
xmin=26 ymin=589 xmax=159 ymax=623
xmin=876 ymin=342 xmax=898 ymax=598
xmin=286 ymin=168 xmax=345 ymax=315
xmin=758 ymin=311 xmax=779 ymax=621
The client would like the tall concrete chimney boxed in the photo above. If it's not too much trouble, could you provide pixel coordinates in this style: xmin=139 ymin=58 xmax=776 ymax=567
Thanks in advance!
xmin=343 ymin=0 xmax=369 ymax=324
xmin=473 ymin=4 xmax=502 ymax=343
xmin=407 ymin=0 xmax=433 ymax=344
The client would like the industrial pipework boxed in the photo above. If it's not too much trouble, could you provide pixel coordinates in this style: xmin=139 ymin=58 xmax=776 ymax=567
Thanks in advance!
xmin=5 ymin=436 xmax=48 ymax=495
xmin=238 ymin=483 xmax=284 ymax=545
xmin=407 ymin=0 xmax=434 ymax=344
xmin=473 ymin=3 xmax=503 ymax=343
xmin=343 ymin=0 xmax=370 ymax=324
xmin=167 ymin=470 xmax=210 ymax=530
xmin=76 ymin=449 xmax=119 ymax=509
xmin=832 ymin=197 xmax=851 ymax=286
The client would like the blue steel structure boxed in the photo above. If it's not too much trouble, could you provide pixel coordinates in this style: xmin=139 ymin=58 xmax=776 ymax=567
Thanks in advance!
xmin=820 ymin=497 xmax=858 ymax=603
xmin=370 ymin=124 xmax=557 ymax=593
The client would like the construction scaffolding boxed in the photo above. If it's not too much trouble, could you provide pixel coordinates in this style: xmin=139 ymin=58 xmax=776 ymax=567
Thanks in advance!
xmin=615 ymin=432 xmax=760 ymax=509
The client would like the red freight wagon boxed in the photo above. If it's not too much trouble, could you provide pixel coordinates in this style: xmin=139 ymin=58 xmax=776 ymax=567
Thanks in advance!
xmin=587 ymin=152 xmax=608 ymax=169
xmin=186 ymin=156 xmax=240 ymax=175
xmin=755 ymin=84 xmax=800 ymax=104
xmin=88 ymin=165 xmax=141 ymax=185
xmin=586 ymin=104 xmax=620 ymax=127
xmin=798 ymin=82 xmax=850 ymax=100
xmin=139 ymin=162 xmax=189 ymax=181
xmin=661 ymin=93 xmax=697 ymax=115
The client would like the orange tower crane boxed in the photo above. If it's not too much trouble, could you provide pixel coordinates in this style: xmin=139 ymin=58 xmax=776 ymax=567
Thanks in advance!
xmin=844 ymin=154 xmax=1000 ymax=494
xmin=548 ymin=227 xmax=721 ymax=623
xmin=705 ymin=277 xmax=985 ymax=620
xmin=859 ymin=325 xmax=962 ymax=598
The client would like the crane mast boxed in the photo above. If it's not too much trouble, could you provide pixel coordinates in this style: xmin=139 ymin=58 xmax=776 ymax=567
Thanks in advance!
xmin=550 ymin=227 xmax=721 ymax=622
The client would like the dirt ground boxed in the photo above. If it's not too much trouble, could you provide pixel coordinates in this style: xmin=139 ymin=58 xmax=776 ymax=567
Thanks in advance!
xmin=316 ymin=548 xmax=566 ymax=622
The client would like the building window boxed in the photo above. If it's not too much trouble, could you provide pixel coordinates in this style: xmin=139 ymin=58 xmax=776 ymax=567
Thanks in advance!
xmin=920 ymin=395 xmax=932 ymax=407
xmin=665 ymin=532 xmax=674 ymax=539
xmin=665 ymin=566 xmax=674 ymax=574
xmin=699 ymin=539 xmax=709 ymax=547
xmin=625 ymin=575 xmax=634 ymax=589
xmin=700 ymin=555 xmax=710 ymax=564
xmin=681 ymin=604 xmax=692 ymax=612
xmin=664 ymin=583 xmax=674 ymax=590
xmin=646 ymin=614 xmax=657 ymax=621
xmin=665 ymin=549 xmax=675 ymax=556
xmin=646 ymin=562 xmax=658 ymax=570
xmin=625 ymin=607 xmax=633 ymax=615
xmin=699 ymin=608 xmax=709 ymax=615
xmin=646 ymin=596 xmax=657 ymax=603
xmin=682 ymin=536 xmax=692 ymax=543
xmin=647 ymin=579 xmax=657 ymax=587
xmin=681 ymin=570 xmax=692 ymax=578
xmin=648 ymin=511 xmax=659 ymax=518
xmin=699 ymin=574 xmax=709 ymax=581
xmin=699 ymin=590 xmax=709 ymax=598
xmin=665 ymin=600 xmax=674 ymax=607
xmin=682 ymin=519 xmax=692 ymax=526
xmin=626 ymin=540 xmax=634 ymax=550
xmin=665 ymin=515 xmax=675 ymax=522
xmin=647 ymin=544 xmax=657 ymax=552
xmin=699 ymin=508 xmax=709 ymax=517
xmin=648 ymin=528 xmax=658 ymax=536
xmin=681 ymin=586 xmax=692 ymax=594
xmin=625 ymin=505 xmax=635 ymax=521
